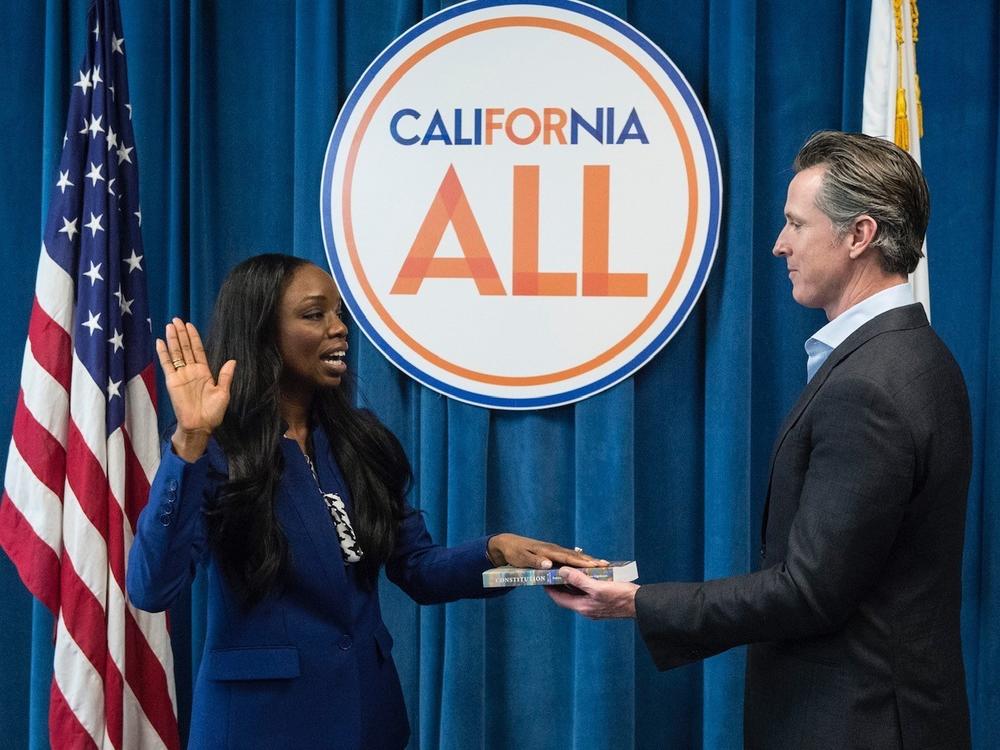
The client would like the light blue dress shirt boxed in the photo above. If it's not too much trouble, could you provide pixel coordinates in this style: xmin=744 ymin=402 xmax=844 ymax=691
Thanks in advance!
xmin=805 ymin=283 xmax=915 ymax=382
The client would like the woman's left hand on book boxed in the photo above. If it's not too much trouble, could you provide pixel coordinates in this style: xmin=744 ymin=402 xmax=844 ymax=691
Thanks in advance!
xmin=487 ymin=534 xmax=608 ymax=569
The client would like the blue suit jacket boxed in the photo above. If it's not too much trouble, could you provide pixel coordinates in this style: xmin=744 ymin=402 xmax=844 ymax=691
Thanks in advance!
xmin=127 ymin=425 xmax=500 ymax=750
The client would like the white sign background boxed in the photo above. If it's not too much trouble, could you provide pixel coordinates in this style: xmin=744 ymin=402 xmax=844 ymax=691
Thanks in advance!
xmin=321 ymin=0 xmax=722 ymax=409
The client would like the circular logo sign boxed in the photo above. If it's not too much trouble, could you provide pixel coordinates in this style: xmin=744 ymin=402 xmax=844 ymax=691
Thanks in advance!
xmin=321 ymin=0 xmax=721 ymax=409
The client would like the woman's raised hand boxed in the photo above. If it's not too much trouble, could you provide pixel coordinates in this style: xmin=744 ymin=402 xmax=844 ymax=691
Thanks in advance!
xmin=155 ymin=318 xmax=236 ymax=462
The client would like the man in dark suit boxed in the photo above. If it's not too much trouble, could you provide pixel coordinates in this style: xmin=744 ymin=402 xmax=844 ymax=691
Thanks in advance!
xmin=548 ymin=131 xmax=972 ymax=749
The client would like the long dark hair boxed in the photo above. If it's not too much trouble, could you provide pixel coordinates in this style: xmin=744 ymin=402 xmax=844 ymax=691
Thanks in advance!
xmin=205 ymin=253 xmax=411 ymax=605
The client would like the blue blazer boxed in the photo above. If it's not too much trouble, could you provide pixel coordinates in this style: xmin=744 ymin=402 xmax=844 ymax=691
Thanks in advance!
xmin=127 ymin=425 xmax=500 ymax=750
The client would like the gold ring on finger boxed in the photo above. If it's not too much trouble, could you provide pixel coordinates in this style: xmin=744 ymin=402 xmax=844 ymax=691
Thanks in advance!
xmin=172 ymin=359 xmax=186 ymax=369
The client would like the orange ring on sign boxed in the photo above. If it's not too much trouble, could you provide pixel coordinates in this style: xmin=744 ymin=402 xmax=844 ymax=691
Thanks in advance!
xmin=342 ymin=16 xmax=699 ymax=387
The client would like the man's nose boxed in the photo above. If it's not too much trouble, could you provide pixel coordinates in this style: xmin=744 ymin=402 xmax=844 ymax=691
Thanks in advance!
xmin=772 ymin=229 xmax=789 ymax=257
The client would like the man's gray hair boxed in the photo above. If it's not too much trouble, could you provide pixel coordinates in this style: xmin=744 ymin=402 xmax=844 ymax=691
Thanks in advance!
xmin=794 ymin=131 xmax=930 ymax=275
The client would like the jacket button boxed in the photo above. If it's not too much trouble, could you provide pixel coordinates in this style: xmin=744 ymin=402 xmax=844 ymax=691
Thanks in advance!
xmin=338 ymin=635 xmax=353 ymax=651
xmin=167 ymin=479 xmax=178 ymax=492
xmin=158 ymin=512 xmax=171 ymax=526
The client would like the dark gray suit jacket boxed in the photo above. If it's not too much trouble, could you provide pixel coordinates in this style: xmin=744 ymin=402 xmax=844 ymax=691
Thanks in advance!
xmin=635 ymin=304 xmax=972 ymax=749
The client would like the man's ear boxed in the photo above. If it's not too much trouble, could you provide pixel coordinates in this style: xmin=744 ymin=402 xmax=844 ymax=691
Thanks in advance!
xmin=847 ymin=215 xmax=878 ymax=259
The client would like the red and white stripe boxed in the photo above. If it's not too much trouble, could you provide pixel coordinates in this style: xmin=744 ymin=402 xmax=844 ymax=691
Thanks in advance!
xmin=0 ymin=245 xmax=179 ymax=749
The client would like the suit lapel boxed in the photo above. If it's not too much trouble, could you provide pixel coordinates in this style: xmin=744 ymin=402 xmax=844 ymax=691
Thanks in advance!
xmin=759 ymin=304 xmax=928 ymax=547
xmin=279 ymin=434 xmax=352 ymax=626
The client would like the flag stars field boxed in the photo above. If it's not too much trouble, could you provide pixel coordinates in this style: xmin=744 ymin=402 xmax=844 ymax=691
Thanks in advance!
xmin=59 ymin=217 xmax=78 ymax=242
xmin=85 ymin=212 xmax=104 ymax=236
xmin=83 ymin=261 xmax=103 ymax=285
xmin=125 ymin=250 xmax=142 ymax=272
xmin=82 ymin=310 xmax=102 ymax=335
xmin=86 ymin=162 xmax=104 ymax=186
xmin=57 ymin=170 xmax=73 ymax=193
xmin=74 ymin=69 xmax=92 ymax=94
xmin=87 ymin=114 xmax=104 ymax=139
xmin=114 ymin=283 xmax=135 ymax=315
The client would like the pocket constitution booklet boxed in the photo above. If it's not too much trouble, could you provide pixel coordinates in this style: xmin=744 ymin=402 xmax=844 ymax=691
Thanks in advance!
xmin=482 ymin=561 xmax=638 ymax=588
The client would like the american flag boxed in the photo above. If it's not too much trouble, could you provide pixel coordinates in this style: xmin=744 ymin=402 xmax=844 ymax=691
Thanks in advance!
xmin=0 ymin=1 xmax=179 ymax=748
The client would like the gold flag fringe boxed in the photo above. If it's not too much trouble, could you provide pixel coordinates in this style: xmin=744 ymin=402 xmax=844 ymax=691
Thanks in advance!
xmin=911 ymin=0 xmax=923 ymax=137
xmin=893 ymin=0 xmax=909 ymax=150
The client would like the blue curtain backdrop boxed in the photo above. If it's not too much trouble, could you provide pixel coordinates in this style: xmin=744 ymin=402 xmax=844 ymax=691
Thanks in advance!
xmin=1 ymin=1 xmax=997 ymax=748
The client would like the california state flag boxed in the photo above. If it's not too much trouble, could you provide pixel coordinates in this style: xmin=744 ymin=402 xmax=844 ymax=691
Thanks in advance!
xmin=862 ymin=0 xmax=930 ymax=318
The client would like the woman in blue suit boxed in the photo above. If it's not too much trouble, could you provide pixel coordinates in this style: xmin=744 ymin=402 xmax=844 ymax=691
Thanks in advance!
xmin=126 ymin=254 xmax=597 ymax=749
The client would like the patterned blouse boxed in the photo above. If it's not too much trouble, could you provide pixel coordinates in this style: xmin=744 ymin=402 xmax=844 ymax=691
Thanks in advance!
xmin=303 ymin=452 xmax=363 ymax=564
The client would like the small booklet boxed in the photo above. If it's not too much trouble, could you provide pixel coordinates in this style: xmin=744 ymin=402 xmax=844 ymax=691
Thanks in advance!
xmin=482 ymin=561 xmax=638 ymax=588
